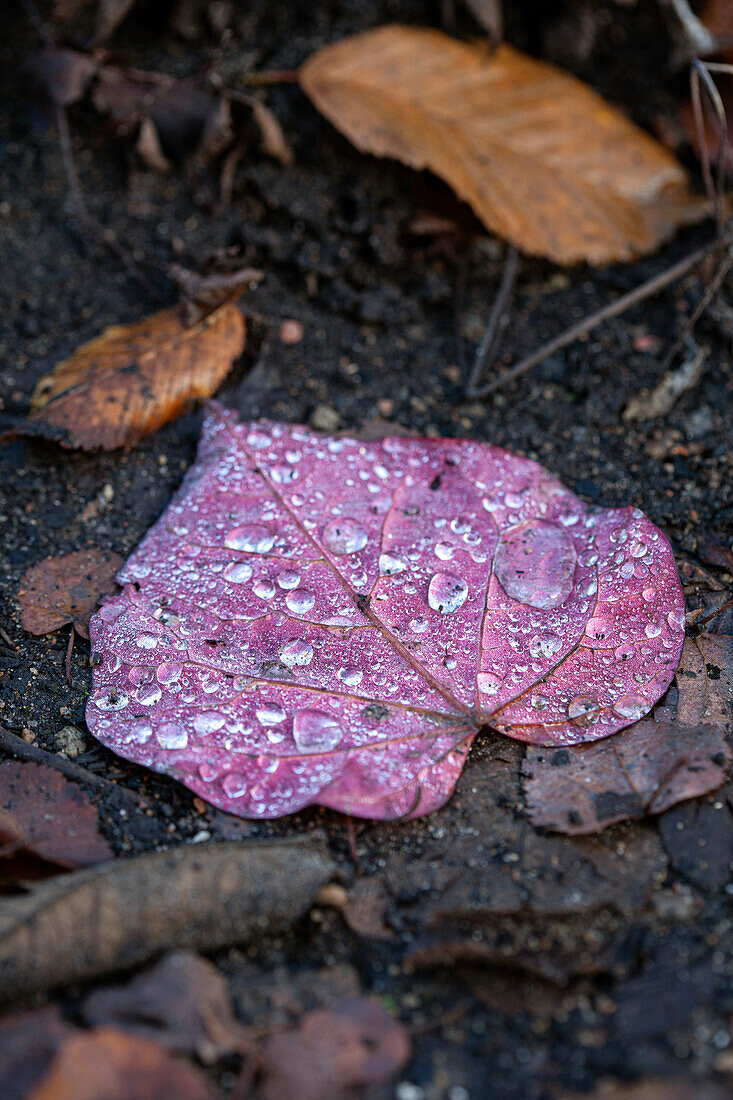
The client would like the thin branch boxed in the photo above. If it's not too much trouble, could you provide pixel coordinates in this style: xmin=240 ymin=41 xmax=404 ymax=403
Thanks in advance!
xmin=469 ymin=240 xmax=718 ymax=398
xmin=690 ymin=61 xmax=728 ymax=239
xmin=694 ymin=594 xmax=733 ymax=629
xmin=0 ymin=727 xmax=149 ymax=810
xmin=465 ymin=244 xmax=519 ymax=398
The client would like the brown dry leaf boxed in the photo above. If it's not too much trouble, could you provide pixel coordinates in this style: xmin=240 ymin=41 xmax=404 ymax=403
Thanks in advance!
xmin=246 ymin=97 xmax=294 ymax=166
xmin=17 ymin=549 xmax=123 ymax=638
xmin=29 ymin=1028 xmax=219 ymax=1100
xmin=523 ymin=633 xmax=733 ymax=834
xmin=82 ymin=952 xmax=249 ymax=1064
xmin=522 ymin=721 xmax=730 ymax=834
xmin=0 ymin=835 xmax=332 ymax=1002
xmin=300 ymin=26 xmax=705 ymax=265
xmin=28 ymin=47 xmax=99 ymax=108
xmin=28 ymin=301 xmax=245 ymax=450
xmin=257 ymin=998 xmax=411 ymax=1100
xmin=0 ymin=762 xmax=112 ymax=880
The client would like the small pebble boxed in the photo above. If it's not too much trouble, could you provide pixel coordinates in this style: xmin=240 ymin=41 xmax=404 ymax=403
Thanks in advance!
xmin=311 ymin=404 xmax=341 ymax=432
xmin=55 ymin=724 xmax=87 ymax=758
xmin=279 ymin=319 xmax=304 ymax=345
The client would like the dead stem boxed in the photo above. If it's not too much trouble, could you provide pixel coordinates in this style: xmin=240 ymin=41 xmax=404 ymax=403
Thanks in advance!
xmin=465 ymin=244 xmax=519 ymax=398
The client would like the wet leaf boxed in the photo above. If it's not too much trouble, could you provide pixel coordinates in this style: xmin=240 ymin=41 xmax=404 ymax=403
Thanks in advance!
xmin=28 ymin=302 xmax=246 ymax=450
xmin=256 ymin=998 xmax=410 ymax=1100
xmin=300 ymin=26 xmax=705 ymax=265
xmin=0 ymin=762 xmax=112 ymax=879
xmin=29 ymin=1028 xmax=218 ymax=1100
xmin=0 ymin=835 xmax=332 ymax=1001
xmin=86 ymin=404 xmax=685 ymax=821
xmin=523 ymin=633 xmax=733 ymax=833
xmin=522 ymin=722 xmax=730 ymax=834
xmin=82 ymin=952 xmax=249 ymax=1063
xmin=17 ymin=549 xmax=123 ymax=639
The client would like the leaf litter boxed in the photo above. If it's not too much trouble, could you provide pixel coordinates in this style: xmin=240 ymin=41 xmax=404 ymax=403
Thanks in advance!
xmin=86 ymin=404 xmax=686 ymax=821
xmin=17 ymin=549 xmax=123 ymax=638
xmin=300 ymin=26 xmax=706 ymax=265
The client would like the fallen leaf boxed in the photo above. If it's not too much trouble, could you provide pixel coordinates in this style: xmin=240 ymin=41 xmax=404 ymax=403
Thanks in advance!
xmin=257 ymin=998 xmax=410 ymax=1100
xmin=523 ymin=632 xmax=733 ymax=834
xmin=0 ymin=1006 xmax=76 ymax=1100
xmin=29 ymin=1028 xmax=218 ymax=1100
xmin=86 ymin=403 xmax=685 ymax=820
xmin=522 ymin=721 xmax=730 ymax=834
xmin=300 ymin=26 xmax=705 ymax=265
xmin=0 ymin=762 xmax=112 ymax=879
xmin=17 ymin=549 xmax=123 ymax=638
xmin=0 ymin=835 xmax=333 ymax=1001
xmin=698 ymin=541 xmax=733 ymax=571
xmin=82 ymin=952 xmax=248 ymax=1063
xmin=28 ymin=301 xmax=246 ymax=450
xmin=319 ymin=877 xmax=393 ymax=939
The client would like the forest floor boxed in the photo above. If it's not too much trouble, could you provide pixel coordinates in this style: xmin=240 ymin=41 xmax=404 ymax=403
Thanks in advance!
xmin=0 ymin=1 xmax=732 ymax=1098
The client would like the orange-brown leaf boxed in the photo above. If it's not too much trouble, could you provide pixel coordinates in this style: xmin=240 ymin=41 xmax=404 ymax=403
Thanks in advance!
xmin=29 ymin=301 xmax=245 ymax=450
xmin=300 ymin=26 xmax=706 ymax=265
xmin=17 ymin=548 xmax=123 ymax=639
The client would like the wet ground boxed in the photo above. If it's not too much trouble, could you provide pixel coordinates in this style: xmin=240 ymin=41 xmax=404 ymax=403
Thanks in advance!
xmin=0 ymin=1 xmax=732 ymax=1097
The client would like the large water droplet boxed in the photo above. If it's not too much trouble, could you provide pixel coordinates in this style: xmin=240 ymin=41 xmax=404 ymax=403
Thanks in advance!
xmin=567 ymin=695 xmax=600 ymax=726
xmin=253 ymin=580 xmax=275 ymax=600
xmin=136 ymin=634 xmax=158 ymax=650
xmin=667 ymin=608 xmax=685 ymax=631
xmin=293 ymin=708 xmax=344 ymax=753
xmin=224 ymin=562 xmax=253 ymax=584
xmin=157 ymin=721 xmax=188 ymax=749
xmin=280 ymin=639 xmax=314 ymax=667
xmin=477 ymin=672 xmax=501 ymax=696
xmin=277 ymin=570 xmax=301 ymax=590
xmin=156 ymin=662 xmax=183 ymax=685
xmin=285 ymin=589 xmax=315 ymax=614
xmin=379 ymin=553 xmax=407 ymax=576
xmin=645 ymin=622 xmax=662 ymax=639
xmin=338 ymin=666 xmax=363 ymax=687
xmin=256 ymin=703 xmax=286 ymax=726
xmin=221 ymin=772 xmax=247 ymax=797
xmin=613 ymin=693 xmax=647 ymax=720
xmin=494 ymin=521 xmax=576 ymax=610
xmin=123 ymin=719 xmax=152 ymax=744
xmin=586 ymin=616 xmax=612 ymax=643
xmin=435 ymin=541 xmax=455 ymax=562
xmin=428 ymin=572 xmax=468 ymax=614
xmin=225 ymin=524 xmax=275 ymax=554
xmin=193 ymin=711 xmax=226 ymax=735
xmin=95 ymin=689 xmax=129 ymax=711
xmin=135 ymin=684 xmax=162 ymax=706
xmin=529 ymin=632 xmax=562 ymax=659
xmin=322 ymin=518 xmax=368 ymax=555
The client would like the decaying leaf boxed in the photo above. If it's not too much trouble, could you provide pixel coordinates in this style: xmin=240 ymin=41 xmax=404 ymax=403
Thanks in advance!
xmin=257 ymin=998 xmax=411 ymax=1100
xmin=28 ymin=301 xmax=245 ymax=450
xmin=300 ymin=26 xmax=705 ymax=265
xmin=0 ymin=1006 xmax=76 ymax=1100
xmin=82 ymin=952 xmax=249 ymax=1063
xmin=27 ymin=47 xmax=99 ymax=108
xmin=17 ymin=549 xmax=123 ymax=638
xmin=0 ymin=835 xmax=332 ymax=1001
xmin=523 ymin=632 xmax=733 ymax=833
xmin=0 ymin=762 xmax=112 ymax=879
xmin=86 ymin=403 xmax=685 ymax=821
xmin=522 ymin=721 xmax=730 ymax=834
xmin=29 ymin=1028 xmax=218 ymax=1100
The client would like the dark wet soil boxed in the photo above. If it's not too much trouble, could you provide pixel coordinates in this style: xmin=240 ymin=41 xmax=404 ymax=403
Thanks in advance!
xmin=1 ymin=1 xmax=732 ymax=1097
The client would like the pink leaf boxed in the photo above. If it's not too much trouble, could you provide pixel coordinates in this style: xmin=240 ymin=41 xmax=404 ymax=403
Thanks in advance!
xmin=86 ymin=404 xmax=685 ymax=820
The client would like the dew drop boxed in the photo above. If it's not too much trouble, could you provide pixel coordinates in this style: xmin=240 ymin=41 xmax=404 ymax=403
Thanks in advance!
xmin=409 ymin=618 xmax=429 ymax=633
xmin=567 ymin=695 xmax=600 ymax=726
xmin=435 ymin=541 xmax=455 ymax=562
xmin=224 ymin=562 xmax=253 ymax=584
xmin=277 ymin=570 xmax=301 ymax=590
xmin=256 ymin=703 xmax=286 ymax=726
xmin=667 ymin=608 xmax=685 ymax=631
xmin=157 ymin=721 xmax=188 ymax=749
xmin=494 ymin=521 xmax=576 ymax=610
xmin=293 ymin=708 xmax=344 ymax=753
xmin=136 ymin=634 xmax=158 ymax=650
xmin=95 ymin=689 xmax=129 ymax=711
xmin=338 ymin=666 xmax=363 ymax=687
xmin=614 ymin=643 xmax=635 ymax=661
xmin=322 ymin=518 xmax=368 ymax=555
xmin=135 ymin=684 xmax=162 ymax=706
xmin=427 ymin=572 xmax=468 ymax=614
xmin=280 ymin=639 xmax=314 ymax=667
xmin=477 ymin=672 xmax=501 ymax=696
xmin=531 ymin=694 xmax=550 ymax=710
xmin=529 ymin=632 xmax=562 ymax=659
xmin=586 ymin=616 xmax=612 ymax=643
xmin=156 ymin=662 xmax=183 ymax=685
xmin=222 ymin=772 xmax=247 ymax=797
xmin=379 ymin=553 xmax=407 ymax=576
xmin=642 ymin=587 xmax=656 ymax=603
xmin=253 ymin=580 xmax=276 ymax=600
xmin=225 ymin=524 xmax=275 ymax=554
xmin=613 ymin=693 xmax=647 ymax=720
xmin=198 ymin=763 xmax=218 ymax=782
xmin=645 ymin=622 xmax=662 ymax=639
xmin=246 ymin=430 xmax=271 ymax=450
xmin=193 ymin=711 xmax=226 ymax=735
xmin=271 ymin=464 xmax=297 ymax=484
xmin=285 ymin=589 xmax=315 ymax=614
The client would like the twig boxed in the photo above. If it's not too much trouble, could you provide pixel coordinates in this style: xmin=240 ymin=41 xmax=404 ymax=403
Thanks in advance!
xmin=465 ymin=244 xmax=519 ymax=397
xmin=690 ymin=61 xmax=729 ymax=240
xmin=0 ymin=727 xmax=148 ymax=810
xmin=694 ymin=595 xmax=733 ymax=629
xmin=55 ymin=106 xmax=166 ymax=302
xmin=64 ymin=624 xmax=75 ymax=684
xmin=468 ymin=240 xmax=721 ymax=398
xmin=246 ymin=69 xmax=299 ymax=86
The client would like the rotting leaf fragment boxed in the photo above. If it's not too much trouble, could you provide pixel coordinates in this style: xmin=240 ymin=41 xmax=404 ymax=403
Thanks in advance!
xmin=17 ymin=549 xmax=123 ymax=639
xmin=85 ymin=403 xmax=685 ymax=821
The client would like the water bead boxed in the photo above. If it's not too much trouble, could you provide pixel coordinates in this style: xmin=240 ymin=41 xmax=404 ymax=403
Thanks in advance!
xmin=285 ymin=590 xmax=315 ymax=614
xmin=427 ymin=572 xmax=468 ymax=614
xmin=322 ymin=518 xmax=368 ymax=555
xmin=293 ymin=709 xmax=344 ymax=753
xmin=280 ymin=639 xmax=314 ymax=667
xmin=225 ymin=525 xmax=276 ymax=553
